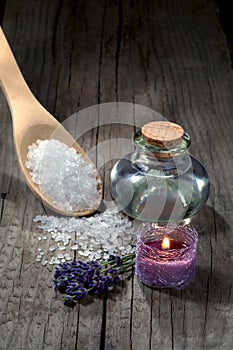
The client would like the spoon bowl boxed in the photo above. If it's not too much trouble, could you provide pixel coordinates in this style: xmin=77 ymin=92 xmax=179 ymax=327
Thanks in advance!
xmin=0 ymin=27 xmax=102 ymax=216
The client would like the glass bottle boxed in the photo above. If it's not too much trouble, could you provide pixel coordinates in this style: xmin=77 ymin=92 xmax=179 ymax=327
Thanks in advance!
xmin=109 ymin=121 xmax=210 ymax=223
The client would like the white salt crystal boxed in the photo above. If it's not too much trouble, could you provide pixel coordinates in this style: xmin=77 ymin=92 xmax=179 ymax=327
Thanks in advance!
xmin=26 ymin=139 xmax=101 ymax=212
xmin=53 ymin=259 xmax=60 ymax=265
xmin=82 ymin=251 xmax=89 ymax=257
xmin=34 ymin=207 xmax=136 ymax=265
xmin=118 ymin=246 xmax=125 ymax=251
xmin=49 ymin=246 xmax=56 ymax=252
xmin=49 ymin=257 xmax=60 ymax=265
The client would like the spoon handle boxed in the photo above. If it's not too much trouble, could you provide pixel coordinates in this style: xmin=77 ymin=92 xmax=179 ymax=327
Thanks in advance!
xmin=0 ymin=26 xmax=36 ymax=116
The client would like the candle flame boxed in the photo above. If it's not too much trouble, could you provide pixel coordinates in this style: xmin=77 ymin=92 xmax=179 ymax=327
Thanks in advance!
xmin=162 ymin=236 xmax=170 ymax=250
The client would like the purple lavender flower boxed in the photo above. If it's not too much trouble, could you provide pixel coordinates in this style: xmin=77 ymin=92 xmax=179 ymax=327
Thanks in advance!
xmin=53 ymin=253 xmax=135 ymax=305
xmin=108 ymin=255 xmax=122 ymax=266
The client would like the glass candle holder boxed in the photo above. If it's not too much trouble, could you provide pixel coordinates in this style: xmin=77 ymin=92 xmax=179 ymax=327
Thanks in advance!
xmin=135 ymin=223 xmax=198 ymax=289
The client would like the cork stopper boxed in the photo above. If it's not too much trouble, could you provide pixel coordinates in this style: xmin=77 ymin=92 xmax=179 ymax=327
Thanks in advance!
xmin=141 ymin=121 xmax=184 ymax=148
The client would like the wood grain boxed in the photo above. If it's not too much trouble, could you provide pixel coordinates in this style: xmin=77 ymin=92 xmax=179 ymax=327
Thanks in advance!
xmin=0 ymin=0 xmax=233 ymax=349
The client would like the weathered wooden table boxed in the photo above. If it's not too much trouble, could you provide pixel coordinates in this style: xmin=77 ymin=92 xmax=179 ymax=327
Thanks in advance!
xmin=0 ymin=1 xmax=233 ymax=349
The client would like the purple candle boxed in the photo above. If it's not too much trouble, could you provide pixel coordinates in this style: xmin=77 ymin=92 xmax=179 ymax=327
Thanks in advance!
xmin=135 ymin=224 xmax=198 ymax=289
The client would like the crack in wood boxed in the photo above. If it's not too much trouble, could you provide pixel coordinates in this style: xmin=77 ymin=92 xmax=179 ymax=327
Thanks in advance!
xmin=19 ymin=248 xmax=24 ymax=279
xmin=170 ymin=298 xmax=174 ymax=350
xmin=41 ymin=202 xmax=48 ymax=215
xmin=53 ymin=70 xmax=61 ymax=116
xmin=129 ymin=271 xmax=134 ymax=350
xmin=158 ymin=290 xmax=161 ymax=321
xmin=75 ymin=303 xmax=80 ymax=350
xmin=99 ymin=293 xmax=107 ymax=350
xmin=0 ymin=193 xmax=7 ymax=223
xmin=52 ymin=0 xmax=63 ymax=64
xmin=209 ymin=237 xmax=213 ymax=278
xmin=203 ymin=275 xmax=210 ymax=346
xmin=59 ymin=322 xmax=65 ymax=350
xmin=149 ymin=290 xmax=153 ymax=350
xmin=228 ymin=284 xmax=232 ymax=300
xmin=42 ymin=322 xmax=47 ymax=350
xmin=21 ymin=199 xmax=27 ymax=230
xmin=115 ymin=0 xmax=122 ymax=101
xmin=1 ymin=192 xmax=8 ymax=199
xmin=97 ymin=1 xmax=106 ymax=105
xmin=96 ymin=1 xmax=107 ymax=175
xmin=68 ymin=1 xmax=75 ymax=91
xmin=182 ymin=301 xmax=186 ymax=348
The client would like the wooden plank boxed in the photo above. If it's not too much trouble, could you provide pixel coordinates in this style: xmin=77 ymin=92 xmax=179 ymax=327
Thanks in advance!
xmin=0 ymin=1 xmax=96 ymax=349
xmin=129 ymin=1 xmax=233 ymax=350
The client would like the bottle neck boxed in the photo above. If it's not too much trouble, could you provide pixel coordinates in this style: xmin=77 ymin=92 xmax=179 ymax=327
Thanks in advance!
xmin=131 ymin=131 xmax=192 ymax=176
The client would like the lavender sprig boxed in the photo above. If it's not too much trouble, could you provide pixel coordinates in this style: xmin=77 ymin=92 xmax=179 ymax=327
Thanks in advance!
xmin=53 ymin=253 xmax=135 ymax=305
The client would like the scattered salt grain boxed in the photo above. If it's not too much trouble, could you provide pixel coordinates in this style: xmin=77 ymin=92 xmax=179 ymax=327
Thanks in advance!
xmin=49 ymin=257 xmax=60 ymax=265
xmin=78 ymin=250 xmax=85 ymax=256
xmin=49 ymin=246 xmax=56 ymax=252
xmin=36 ymin=255 xmax=42 ymax=262
xmin=34 ymin=207 xmax=136 ymax=265
xmin=65 ymin=254 xmax=72 ymax=261
xmin=26 ymin=139 xmax=101 ymax=212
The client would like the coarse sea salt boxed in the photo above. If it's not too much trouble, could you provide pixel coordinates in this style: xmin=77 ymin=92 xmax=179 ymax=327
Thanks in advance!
xmin=34 ymin=207 xmax=136 ymax=265
xmin=26 ymin=139 xmax=100 ymax=212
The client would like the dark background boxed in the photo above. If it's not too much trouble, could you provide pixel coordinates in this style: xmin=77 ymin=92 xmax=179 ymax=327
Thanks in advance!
xmin=0 ymin=0 xmax=232 ymax=63
xmin=217 ymin=0 xmax=233 ymax=63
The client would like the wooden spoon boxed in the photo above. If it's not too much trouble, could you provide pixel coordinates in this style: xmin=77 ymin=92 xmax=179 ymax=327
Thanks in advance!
xmin=0 ymin=27 xmax=102 ymax=216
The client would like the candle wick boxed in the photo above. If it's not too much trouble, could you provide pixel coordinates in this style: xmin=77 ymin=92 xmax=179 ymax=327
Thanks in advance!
xmin=162 ymin=237 xmax=170 ymax=250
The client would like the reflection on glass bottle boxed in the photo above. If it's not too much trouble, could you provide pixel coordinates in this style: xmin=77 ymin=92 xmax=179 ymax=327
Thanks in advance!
xmin=110 ymin=122 xmax=210 ymax=223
